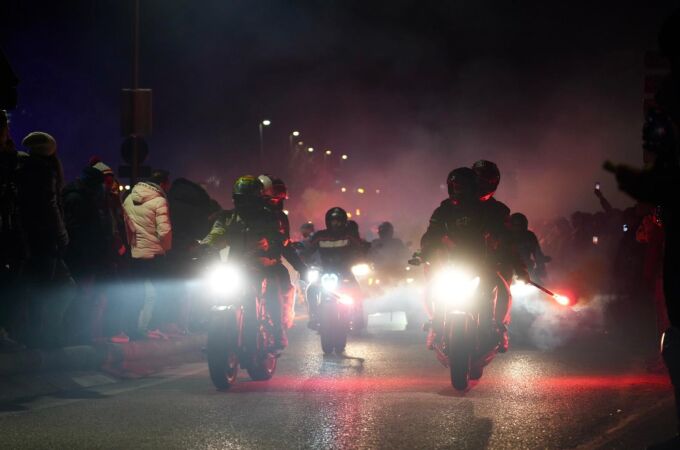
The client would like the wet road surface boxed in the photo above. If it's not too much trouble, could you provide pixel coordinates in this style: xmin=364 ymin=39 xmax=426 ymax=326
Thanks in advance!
xmin=0 ymin=313 xmax=674 ymax=449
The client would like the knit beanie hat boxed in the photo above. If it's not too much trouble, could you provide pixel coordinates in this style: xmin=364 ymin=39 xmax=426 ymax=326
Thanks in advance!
xmin=93 ymin=161 xmax=113 ymax=176
xmin=22 ymin=131 xmax=57 ymax=156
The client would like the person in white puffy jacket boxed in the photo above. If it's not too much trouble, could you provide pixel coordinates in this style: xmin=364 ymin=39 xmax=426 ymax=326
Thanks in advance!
xmin=122 ymin=170 xmax=173 ymax=340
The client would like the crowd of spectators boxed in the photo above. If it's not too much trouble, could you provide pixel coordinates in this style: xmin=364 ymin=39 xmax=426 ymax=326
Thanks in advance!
xmin=0 ymin=112 xmax=222 ymax=351
xmin=530 ymin=187 xmax=666 ymax=341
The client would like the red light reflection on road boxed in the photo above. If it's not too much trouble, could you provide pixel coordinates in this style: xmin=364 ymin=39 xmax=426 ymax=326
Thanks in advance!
xmin=534 ymin=374 xmax=670 ymax=390
xmin=225 ymin=373 xmax=670 ymax=394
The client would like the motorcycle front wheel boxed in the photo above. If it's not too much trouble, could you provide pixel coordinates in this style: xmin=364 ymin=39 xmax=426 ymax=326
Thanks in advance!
xmin=246 ymin=325 xmax=277 ymax=381
xmin=447 ymin=313 xmax=472 ymax=391
xmin=320 ymin=302 xmax=347 ymax=354
xmin=207 ymin=311 xmax=240 ymax=390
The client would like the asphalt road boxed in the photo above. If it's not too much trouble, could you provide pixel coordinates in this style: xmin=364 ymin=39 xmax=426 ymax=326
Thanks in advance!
xmin=0 ymin=312 xmax=675 ymax=449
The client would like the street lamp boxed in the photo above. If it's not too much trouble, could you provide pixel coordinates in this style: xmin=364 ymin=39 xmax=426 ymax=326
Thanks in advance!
xmin=357 ymin=187 xmax=365 ymax=194
xmin=307 ymin=147 xmax=314 ymax=153
xmin=289 ymin=130 xmax=301 ymax=163
xmin=341 ymin=154 xmax=348 ymax=160
xmin=325 ymin=149 xmax=332 ymax=155
xmin=259 ymin=119 xmax=271 ymax=165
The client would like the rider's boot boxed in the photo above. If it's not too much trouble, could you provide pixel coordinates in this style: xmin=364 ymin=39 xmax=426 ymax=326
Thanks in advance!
xmin=273 ymin=327 xmax=288 ymax=351
xmin=497 ymin=323 xmax=509 ymax=353
xmin=424 ymin=321 xmax=437 ymax=350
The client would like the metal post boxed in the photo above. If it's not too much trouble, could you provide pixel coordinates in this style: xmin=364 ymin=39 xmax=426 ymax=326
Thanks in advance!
xmin=259 ymin=123 xmax=264 ymax=167
xmin=131 ymin=0 xmax=140 ymax=184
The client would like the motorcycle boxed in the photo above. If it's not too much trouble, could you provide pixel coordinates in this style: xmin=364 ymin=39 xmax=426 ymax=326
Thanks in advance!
xmin=411 ymin=254 xmax=500 ymax=391
xmin=204 ymin=261 xmax=279 ymax=390
xmin=306 ymin=267 xmax=358 ymax=355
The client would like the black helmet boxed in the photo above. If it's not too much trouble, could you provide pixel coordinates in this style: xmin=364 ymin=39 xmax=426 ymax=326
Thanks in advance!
xmin=472 ymin=160 xmax=500 ymax=200
xmin=446 ymin=167 xmax=478 ymax=201
xmin=510 ymin=212 xmax=529 ymax=231
xmin=378 ymin=221 xmax=394 ymax=239
xmin=271 ymin=177 xmax=288 ymax=202
xmin=300 ymin=222 xmax=315 ymax=237
xmin=325 ymin=207 xmax=348 ymax=230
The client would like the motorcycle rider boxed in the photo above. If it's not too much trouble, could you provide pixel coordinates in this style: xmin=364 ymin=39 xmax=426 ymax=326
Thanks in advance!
xmin=258 ymin=175 xmax=308 ymax=332
xmin=200 ymin=175 xmax=301 ymax=350
xmin=420 ymin=167 xmax=528 ymax=352
xmin=509 ymin=212 xmax=551 ymax=283
xmin=472 ymin=159 xmax=526 ymax=352
xmin=305 ymin=207 xmax=365 ymax=330
xmin=370 ymin=221 xmax=409 ymax=282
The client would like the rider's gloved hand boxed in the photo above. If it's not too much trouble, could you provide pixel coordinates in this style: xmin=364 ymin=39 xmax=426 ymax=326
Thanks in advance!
xmin=516 ymin=269 xmax=531 ymax=284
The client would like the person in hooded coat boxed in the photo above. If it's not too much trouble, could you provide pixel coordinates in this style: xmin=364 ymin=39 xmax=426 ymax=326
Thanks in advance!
xmin=122 ymin=170 xmax=172 ymax=339
xmin=16 ymin=131 xmax=75 ymax=348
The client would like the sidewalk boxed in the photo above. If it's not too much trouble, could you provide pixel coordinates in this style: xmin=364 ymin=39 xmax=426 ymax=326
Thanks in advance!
xmin=0 ymin=335 xmax=206 ymax=406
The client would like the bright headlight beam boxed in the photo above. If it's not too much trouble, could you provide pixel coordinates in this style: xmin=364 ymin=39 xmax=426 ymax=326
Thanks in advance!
xmin=351 ymin=264 xmax=371 ymax=277
xmin=307 ymin=269 xmax=320 ymax=283
xmin=431 ymin=268 xmax=479 ymax=303
xmin=207 ymin=264 xmax=242 ymax=295
xmin=321 ymin=273 xmax=339 ymax=291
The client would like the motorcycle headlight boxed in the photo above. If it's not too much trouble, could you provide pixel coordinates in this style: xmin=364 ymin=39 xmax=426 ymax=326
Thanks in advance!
xmin=307 ymin=269 xmax=320 ymax=283
xmin=351 ymin=263 xmax=371 ymax=277
xmin=206 ymin=264 xmax=242 ymax=296
xmin=431 ymin=267 xmax=480 ymax=304
xmin=321 ymin=273 xmax=339 ymax=292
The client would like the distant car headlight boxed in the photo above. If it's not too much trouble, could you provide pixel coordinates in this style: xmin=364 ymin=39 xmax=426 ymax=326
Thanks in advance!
xmin=351 ymin=263 xmax=371 ymax=277
xmin=321 ymin=273 xmax=339 ymax=292
xmin=206 ymin=264 xmax=242 ymax=296
xmin=431 ymin=267 xmax=480 ymax=305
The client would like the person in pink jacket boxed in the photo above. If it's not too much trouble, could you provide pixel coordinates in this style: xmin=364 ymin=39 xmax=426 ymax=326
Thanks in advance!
xmin=122 ymin=170 xmax=173 ymax=340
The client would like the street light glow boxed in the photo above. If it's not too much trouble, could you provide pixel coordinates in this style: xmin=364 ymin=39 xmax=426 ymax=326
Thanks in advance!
xmin=292 ymin=130 xmax=300 ymax=136
xmin=307 ymin=147 xmax=314 ymax=153
xmin=341 ymin=187 xmax=347 ymax=192
xmin=341 ymin=154 xmax=348 ymax=160
xmin=375 ymin=189 xmax=381 ymax=194
xmin=355 ymin=209 xmax=361 ymax=216
xmin=262 ymin=120 xmax=271 ymax=126
xmin=325 ymin=149 xmax=332 ymax=155
xmin=357 ymin=187 xmax=365 ymax=194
